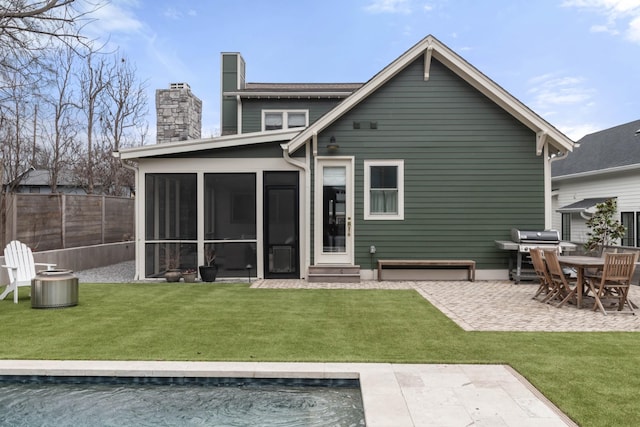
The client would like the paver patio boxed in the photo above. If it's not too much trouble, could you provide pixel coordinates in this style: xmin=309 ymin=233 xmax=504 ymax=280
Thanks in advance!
xmin=251 ymin=279 xmax=640 ymax=332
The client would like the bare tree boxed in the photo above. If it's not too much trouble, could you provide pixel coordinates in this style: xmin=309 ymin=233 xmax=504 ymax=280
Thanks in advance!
xmin=0 ymin=3 xmax=150 ymax=199
xmin=75 ymin=46 xmax=108 ymax=194
xmin=0 ymin=0 xmax=97 ymax=191
xmin=0 ymin=1 xmax=96 ymax=81
xmin=100 ymin=54 xmax=148 ymax=195
xmin=0 ymin=69 xmax=38 ymax=187
xmin=40 ymin=46 xmax=80 ymax=193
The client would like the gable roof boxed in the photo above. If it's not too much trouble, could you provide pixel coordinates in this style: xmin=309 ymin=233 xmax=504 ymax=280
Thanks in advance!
xmin=283 ymin=35 xmax=574 ymax=155
xmin=552 ymin=119 xmax=640 ymax=179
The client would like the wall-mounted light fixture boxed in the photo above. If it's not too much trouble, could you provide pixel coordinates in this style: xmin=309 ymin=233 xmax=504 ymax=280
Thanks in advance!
xmin=327 ymin=136 xmax=340 ymax=151
xmin=635 ymin=128 xmax=640 ymax=137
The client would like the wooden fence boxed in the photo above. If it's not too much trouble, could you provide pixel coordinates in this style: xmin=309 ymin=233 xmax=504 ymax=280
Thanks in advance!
xmin=0 ymin=193 xmax=134 ymax=251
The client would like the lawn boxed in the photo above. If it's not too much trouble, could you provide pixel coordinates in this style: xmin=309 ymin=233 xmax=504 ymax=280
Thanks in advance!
xmin=2 ymin=282 xmax=639 ymax=426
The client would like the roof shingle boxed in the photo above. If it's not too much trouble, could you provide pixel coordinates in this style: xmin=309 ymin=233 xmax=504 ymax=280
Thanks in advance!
xmin=552 ymin=119 xmax=640 ymax=177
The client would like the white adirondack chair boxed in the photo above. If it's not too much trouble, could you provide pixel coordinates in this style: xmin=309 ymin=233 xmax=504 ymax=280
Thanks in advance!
xmin=1 ymin=240 xmax=56 ymax=303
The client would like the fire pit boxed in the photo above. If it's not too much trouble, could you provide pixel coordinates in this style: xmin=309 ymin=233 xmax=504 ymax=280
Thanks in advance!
xmin=31 ymin=269 xmax=78 ymax=309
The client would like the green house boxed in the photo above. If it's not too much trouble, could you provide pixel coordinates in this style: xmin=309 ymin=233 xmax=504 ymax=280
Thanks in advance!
xmin=117 ymin=35 xmax=574 ymax=281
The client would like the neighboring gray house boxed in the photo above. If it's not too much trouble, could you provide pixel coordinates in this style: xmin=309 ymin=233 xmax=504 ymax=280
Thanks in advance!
xmin=552 ymin=119 xmax=640 ymax=246
xmin=117 ymin=35 xmax=574 ymax=281
xmin=4 ymin=169 xmax=86 ymax=194
xmin=3 ymin=168 xmax=134 ymax=197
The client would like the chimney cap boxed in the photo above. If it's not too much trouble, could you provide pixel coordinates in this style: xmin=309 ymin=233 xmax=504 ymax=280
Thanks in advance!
xmin=169 ymin=82 xmax=190 ymax=90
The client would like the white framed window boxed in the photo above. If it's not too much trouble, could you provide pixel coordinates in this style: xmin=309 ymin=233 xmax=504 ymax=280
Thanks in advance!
xmin=262 ymin=110 xmax=308 ymax=131
xmin=364 ymin=160 xmax=404 ymax=220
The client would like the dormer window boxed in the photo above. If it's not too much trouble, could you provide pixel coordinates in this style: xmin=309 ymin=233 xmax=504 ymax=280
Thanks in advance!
xmin=262 ymin=110 xmax=308 ymax=131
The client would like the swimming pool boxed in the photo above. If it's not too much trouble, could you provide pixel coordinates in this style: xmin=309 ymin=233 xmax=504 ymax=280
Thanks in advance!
xmin=0 ymin=376 xmax=365 ymax=426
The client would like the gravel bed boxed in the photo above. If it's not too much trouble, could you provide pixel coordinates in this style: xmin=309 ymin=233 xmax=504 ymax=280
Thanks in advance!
xmin=74 ymin=261 xmax=136 ymax=283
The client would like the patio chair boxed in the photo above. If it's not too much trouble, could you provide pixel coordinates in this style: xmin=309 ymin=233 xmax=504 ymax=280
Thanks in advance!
xmin=529 ymin=248 xmax=557 ymax=303
xmin=543 ymin=249 xmax=577 ymax=308
xmin=586 ymin=252 xmax=637 ymax=315
xmin=1 ymin=240 xmax=56 ymax=304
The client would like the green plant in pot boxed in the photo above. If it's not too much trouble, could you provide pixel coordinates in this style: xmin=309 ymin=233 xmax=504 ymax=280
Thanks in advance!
xmin=199 ymin=247 xmax=218 ymax=282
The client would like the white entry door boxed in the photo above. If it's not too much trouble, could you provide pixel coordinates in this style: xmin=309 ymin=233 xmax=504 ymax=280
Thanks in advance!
xmin=315 ymin=158 xmax=354 ymax=264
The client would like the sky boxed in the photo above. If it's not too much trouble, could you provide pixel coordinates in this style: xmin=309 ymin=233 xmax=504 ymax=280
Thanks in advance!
xmin=84 ymin=0 xmax=640 ymax=142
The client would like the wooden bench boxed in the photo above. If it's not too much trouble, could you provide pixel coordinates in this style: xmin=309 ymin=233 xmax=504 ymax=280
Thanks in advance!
xmin=377 ymin=259 xmax=476 ymax=282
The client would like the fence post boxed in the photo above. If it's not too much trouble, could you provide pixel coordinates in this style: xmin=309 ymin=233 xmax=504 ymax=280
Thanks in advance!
xmin=102 ymin=195 xmax=106 ymax=244
xmin=11 ymin=193 xmax=17 ymax=243
xmin=61 ymin=194 xmax=66 ymax=249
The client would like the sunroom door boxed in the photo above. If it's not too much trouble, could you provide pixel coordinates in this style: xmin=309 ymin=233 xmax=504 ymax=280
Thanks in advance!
xmin=315 ymin=158 xmax=354 ymax=265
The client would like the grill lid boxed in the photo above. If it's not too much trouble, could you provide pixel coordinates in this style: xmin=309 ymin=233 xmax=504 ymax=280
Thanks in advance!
xmin=511 ymin=228 xmax=560 ymax=243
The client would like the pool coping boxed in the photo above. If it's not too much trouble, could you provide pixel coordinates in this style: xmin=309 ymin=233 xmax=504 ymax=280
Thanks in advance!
xmin=0 ymin=360 xmax=576 ymax=426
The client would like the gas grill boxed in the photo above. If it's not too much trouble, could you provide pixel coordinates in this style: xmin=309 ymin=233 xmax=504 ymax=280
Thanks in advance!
xmin=496 ymin=228 xmax=575 ymax=283
xmin=511 ymin=229 xmax=562 ymax=253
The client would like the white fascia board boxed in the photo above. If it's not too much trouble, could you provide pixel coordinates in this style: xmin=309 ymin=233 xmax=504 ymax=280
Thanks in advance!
xmin=285 ymin=37 xmax=430 ymax=153
xmin=118 ymin=128 xmax=302 ymax=160
xmin=430 ymin=43 xmax=574 ymax=154
xmin=224 ymin=91 xmax=352 ymax=98
xmin=552 ymin=163 xmax=640 ymax=182
xmin=284 ymin=35 xmax=574 ymax=155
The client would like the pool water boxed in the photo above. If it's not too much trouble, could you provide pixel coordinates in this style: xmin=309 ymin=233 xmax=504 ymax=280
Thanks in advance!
xmin=0 ymin=377 xmax=365 ymax=426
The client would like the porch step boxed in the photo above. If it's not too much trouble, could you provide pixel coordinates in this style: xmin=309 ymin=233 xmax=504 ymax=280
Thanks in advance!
xmin=307 ymin=265 xmax=361 ymax=283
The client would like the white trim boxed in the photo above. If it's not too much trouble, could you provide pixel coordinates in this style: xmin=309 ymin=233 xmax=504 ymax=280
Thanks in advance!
xmin=134 ymin=170 xmax=143 ymax=280
xmin=304 ymin=144 xmax=311 ymax=274
xmin=134 ymin=157 xmax=303 ymax=280
xmin=283 ymin=35 xmax=574 ymax=156
xmin=225 ymin=91 xmax=352 ymax=98
xmin=364 ymin=160 xmax=405 ymax=221
xmin=553 ymin=163 xmax=640 ymax=181
xmin=255 ymin=172 xmax=264 ymax=276
xmin=196 ymin=173 xmax=205 ymax=268
xmin=536 ymin=132 xmax=547 ymax=156
xmin=544 ymin=143 xmax=552 ymax=229
xmin=314 ymin=157 xmax=355 ymax=265
xmin=424 ymin=45 xmax=433 ymax=81
xmin=261 ymin=110 xmax=309 ymax=132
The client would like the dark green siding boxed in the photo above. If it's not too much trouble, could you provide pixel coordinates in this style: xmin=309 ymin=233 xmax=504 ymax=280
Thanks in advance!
xmin=317 ymin=58 xmax=544 ymax=270
xmin=242 ymin=99 xmax=342 ymax=133
xmin=160 ymin=141 xmax=290 ymax=158
xmin=221 ymin=54 xmax=241 ymax=135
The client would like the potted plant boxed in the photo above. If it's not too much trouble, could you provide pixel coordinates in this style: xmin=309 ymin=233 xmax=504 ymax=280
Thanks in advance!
xmin=199 ymin=247 xmax=218 ymax=282
xmin=162 ymin=244 xmax=182 ymax=282
xmin=182 ymin=268 xmax=197 ymax=283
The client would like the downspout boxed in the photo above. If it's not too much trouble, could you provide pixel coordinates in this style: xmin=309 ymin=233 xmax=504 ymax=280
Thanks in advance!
xmin=281 ymin=137 xmax=312 ymax=277
xmin=579 ymin=211 xmax=593 ymax=221
xmin=113 ymin=151 xmax=140 ymax=280
xmin=546 ymin=145 xmax=569 ymax=230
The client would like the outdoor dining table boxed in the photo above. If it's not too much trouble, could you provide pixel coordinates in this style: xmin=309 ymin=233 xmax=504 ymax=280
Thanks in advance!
xmin=557 ymin=255 xmax=605 ymax=309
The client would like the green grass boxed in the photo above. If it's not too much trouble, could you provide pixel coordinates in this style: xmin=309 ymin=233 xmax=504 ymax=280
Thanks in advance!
xmin=2 ymin=283 xmax=640 ymax=426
